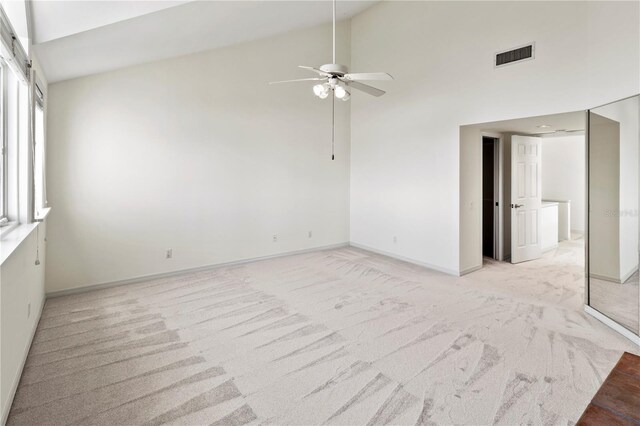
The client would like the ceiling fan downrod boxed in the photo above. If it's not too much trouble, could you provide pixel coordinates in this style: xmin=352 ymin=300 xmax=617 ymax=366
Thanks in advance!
xmin=332 ymin=0 xmax=336 ymax=64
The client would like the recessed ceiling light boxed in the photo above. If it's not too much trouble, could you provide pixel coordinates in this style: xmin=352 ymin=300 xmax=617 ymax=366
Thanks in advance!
xmin=537 ymin=124 xmax=551 ymax=128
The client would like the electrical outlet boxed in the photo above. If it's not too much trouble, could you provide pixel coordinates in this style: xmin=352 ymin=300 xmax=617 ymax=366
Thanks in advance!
xmin=272 ymin=234 xmax=278 ymax=243
xmin=308 ymin=231 xmax=313 ymax=238
xmin=27 ymin=303 xmax=31 ymax=318
xmin=393 ymin=236 xmax=398 ymax=244
xmin=166 ymin=249 xmax=173 ymax=259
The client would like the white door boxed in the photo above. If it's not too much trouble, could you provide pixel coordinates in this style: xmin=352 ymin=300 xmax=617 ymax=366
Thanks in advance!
xmin=511 ymin=135 xmax=542 ymax=263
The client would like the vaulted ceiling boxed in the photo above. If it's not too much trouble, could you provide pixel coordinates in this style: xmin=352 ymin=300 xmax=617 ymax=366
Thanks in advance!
xmin=30 ymin=0 xmax=376 ymax=83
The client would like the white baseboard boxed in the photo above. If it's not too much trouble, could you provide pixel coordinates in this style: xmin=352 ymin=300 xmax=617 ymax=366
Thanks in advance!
xmin=349 ymin=242 xmax=459 ymax=276
xmin=47 ymin=243 xmax=350 ymax=298
xmin=589 ymin=273 xmax=621 ymax=284
xmin=1 ymin=296 xmax=45 ymax=425
xmin=621 ymin=264 xmax=639 ymax=284
xmin=459 ymin=264 xmax=482 ymax=276
xmin=584 ymin=305 xmax=640 ymax=346
xmin=590 ymin=265 xmax=639 ymax=285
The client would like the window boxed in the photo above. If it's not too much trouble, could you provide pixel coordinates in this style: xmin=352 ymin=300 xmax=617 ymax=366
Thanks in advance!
xmin=0 ymin=3 xmax=39 ymax=237
xmin=0 ymin=61 xmax=6 ymax=225
xmin=34 ymin=95 xmax=45 ymax=215
xmin=0 ymin=56 xmax=30 ymax=231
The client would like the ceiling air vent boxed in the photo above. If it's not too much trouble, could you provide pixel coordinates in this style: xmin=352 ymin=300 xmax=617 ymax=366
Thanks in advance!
xmin=495 ymin=43 xmax=534 ymax=67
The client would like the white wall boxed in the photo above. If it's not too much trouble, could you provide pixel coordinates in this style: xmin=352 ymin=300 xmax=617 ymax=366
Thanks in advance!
xmin=541 ymin=135 xmax=586 ymax=232
xmin=615 ymin=97 xmax=639 ymax=281
xmin=44 ymin=1 xmax=640 ymax=287
xmin=1 ymin=222 xmax=47 ymax=423
xmin=459 ymin=126 xmax=482 ymax=272
xmin=502 ymin=134 xmax=513 ymax=261
xmin=45 ymin=22 xmax=351 ymax=293
xmin=349 ymin=1 xmax=640 ymax=275
xmin=588 ymin=113 xmax=620 ymax=282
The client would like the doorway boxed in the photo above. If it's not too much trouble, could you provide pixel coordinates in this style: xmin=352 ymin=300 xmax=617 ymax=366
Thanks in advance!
xmin=460 ymin=97 xmax=640 ymax=345
xmin=482 ymin=137 xmax=499 ymax=259
xmin=460 ymin=110 xmax=586 ymax=273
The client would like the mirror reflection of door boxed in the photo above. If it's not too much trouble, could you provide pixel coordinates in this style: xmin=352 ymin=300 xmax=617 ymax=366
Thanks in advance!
xmin=587 ymin=95 xmax=640 ymax=335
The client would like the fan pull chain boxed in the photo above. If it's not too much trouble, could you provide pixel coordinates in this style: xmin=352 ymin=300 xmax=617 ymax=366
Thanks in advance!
xmin=331 ymin=91 xmax=335 ymax=160
xmin=35 ymin=225 xmax=40 ymax=266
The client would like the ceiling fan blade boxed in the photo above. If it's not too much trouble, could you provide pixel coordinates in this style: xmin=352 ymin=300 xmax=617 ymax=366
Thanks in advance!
xmin=269 ymin=78 xmax=324 ymax=85
xmin=348 ymin=81 xmax=386 ymax=97
xmin=343 ymin=72 xmax=393 ymax=81
xmin=298 ymin=65 xmax=331 ymax=76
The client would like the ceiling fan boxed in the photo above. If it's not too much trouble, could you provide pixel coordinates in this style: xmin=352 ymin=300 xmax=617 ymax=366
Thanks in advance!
xmin=270 ymin=0 xmax=393 ymax=159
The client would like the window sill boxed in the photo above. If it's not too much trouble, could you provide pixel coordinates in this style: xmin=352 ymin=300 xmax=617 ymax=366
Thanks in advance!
xmin=0 ymin=221 xmax=19 ymax=238
xmin=1 ymin=222 xmax=41 ymax=266
xmin=35 ymin=207 xmax=51 ymax=222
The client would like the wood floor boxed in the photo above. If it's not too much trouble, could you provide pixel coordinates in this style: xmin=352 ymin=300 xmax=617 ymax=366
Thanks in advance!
xmin=7 ymin=241 xmax=640 ymax=425
xmin=578 ymin=352 xmax=640 ymax=425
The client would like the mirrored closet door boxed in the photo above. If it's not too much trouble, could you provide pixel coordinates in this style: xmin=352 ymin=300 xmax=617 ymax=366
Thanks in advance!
xmin=587 ymin=94 xmax=640 ymax=337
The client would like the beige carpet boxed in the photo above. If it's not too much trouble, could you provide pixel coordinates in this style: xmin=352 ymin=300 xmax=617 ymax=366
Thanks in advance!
xmin=589 ymin=271 xmax=639 ymax=333
xmin=8 ymin=242 xmax=639 ymax=425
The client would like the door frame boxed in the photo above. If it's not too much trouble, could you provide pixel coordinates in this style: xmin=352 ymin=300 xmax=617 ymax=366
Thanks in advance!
xmin=585 ymin=109 xmax=590 ymax=306
xmin=481 ymin=132 xmax=503 ymax=261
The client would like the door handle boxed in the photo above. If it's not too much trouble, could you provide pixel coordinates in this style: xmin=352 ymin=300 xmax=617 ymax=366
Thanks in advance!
xmin=511 ymin=204 xmax=524 ymax=208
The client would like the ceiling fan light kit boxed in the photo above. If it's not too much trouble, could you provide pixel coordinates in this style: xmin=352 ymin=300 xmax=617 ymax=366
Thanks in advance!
xmin=312 ymin=77 xmax=350 ymax=101
xmin=334 ymin=85 xmax=349 ymax=100
xmin=270 ymin=0 xmax=392 ymax=159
